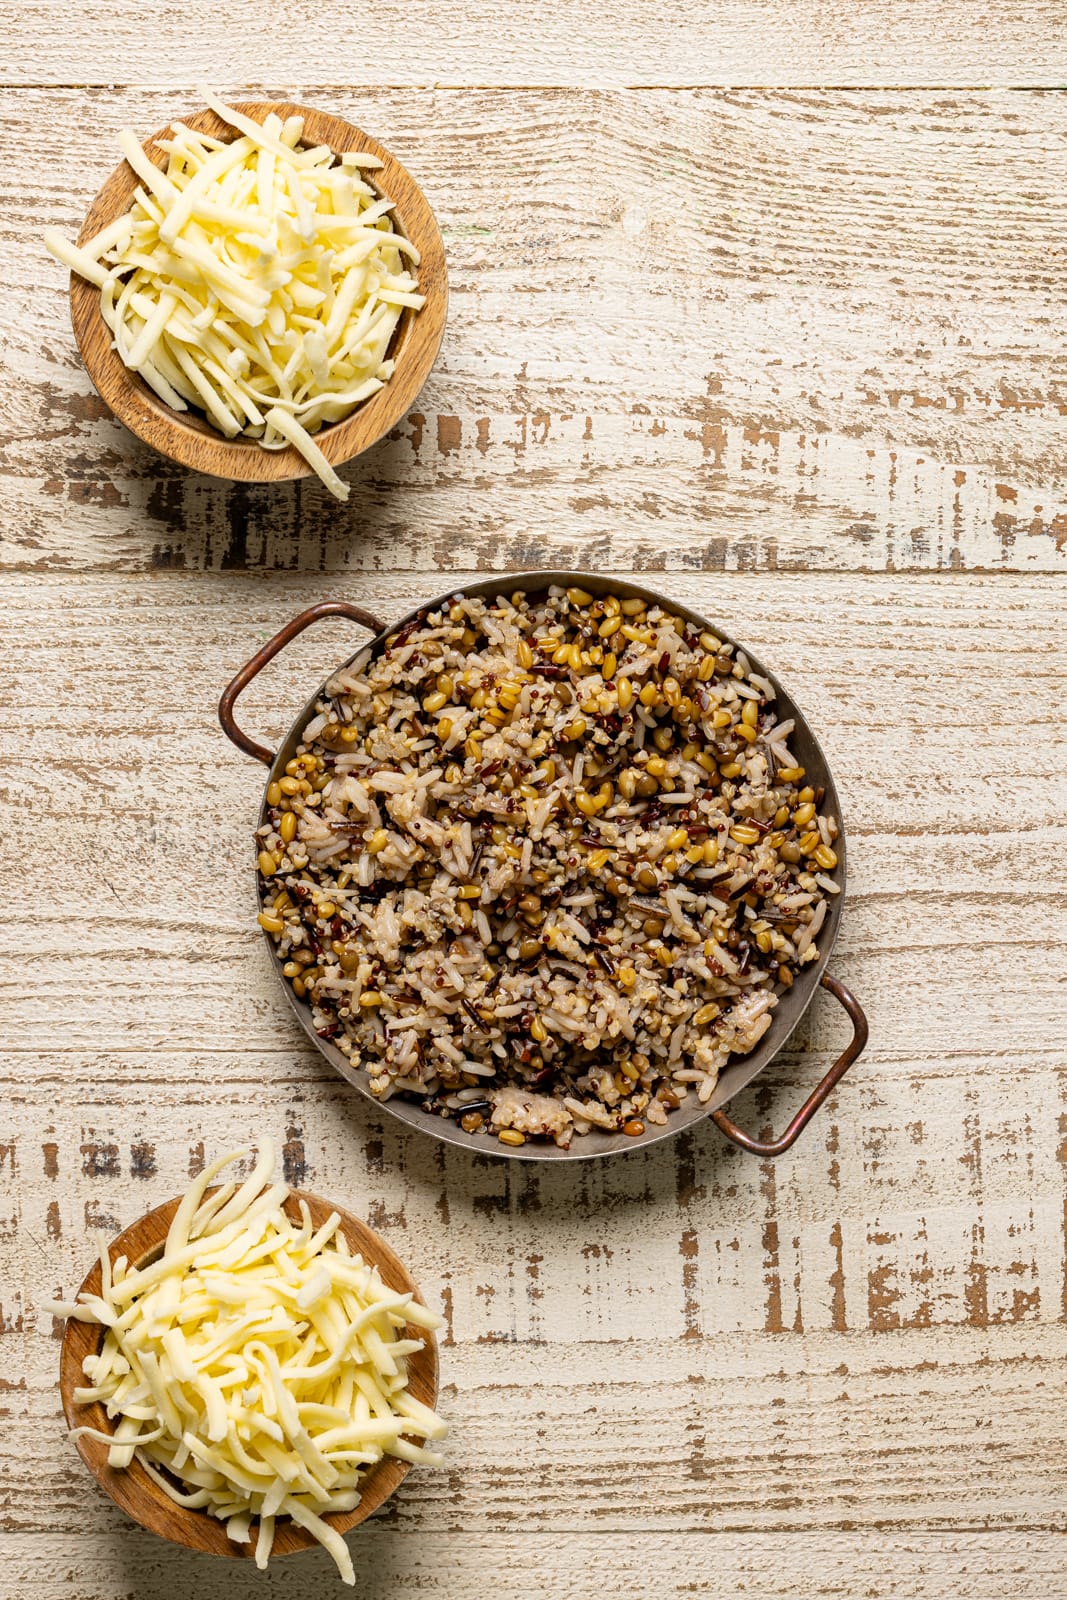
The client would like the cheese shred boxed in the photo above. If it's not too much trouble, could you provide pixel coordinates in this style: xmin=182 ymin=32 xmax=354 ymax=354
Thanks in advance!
xmin=46 ymin=90 xmax=426 ymax=500
xmin=45 ymin=1138 xmax=447 ymax=1584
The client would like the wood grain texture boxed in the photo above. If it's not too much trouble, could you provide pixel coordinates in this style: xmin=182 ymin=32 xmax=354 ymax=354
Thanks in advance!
xmin=4 ymin=1531 xmax=1067 ymax=1600
xmin=3 ymin=3 xmax=1067 ymax=88
xmin=1 ymin=570 xmax=1065 ymax=1587
xmin=3 ymin=21 xmax=1067 ymax=1593
xmin=8 ymin=88 xmax=1066 ymax=575
xmin=70 ymin=103 xmax=448 ymax=485
xmin=58 ymin=1189 xmax=437 ymax=1559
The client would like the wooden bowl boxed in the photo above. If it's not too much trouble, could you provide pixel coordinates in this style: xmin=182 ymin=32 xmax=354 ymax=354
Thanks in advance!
xmin=58 ymin=1188 xmax=439 ymax=1560
xmin=69 ymin=101 xmax=448 ymax=484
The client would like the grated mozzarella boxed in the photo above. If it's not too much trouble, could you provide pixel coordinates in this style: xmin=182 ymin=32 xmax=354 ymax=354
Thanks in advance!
xmin=45 ymin=1138 xmax=446 ymax=1584
xmin=45 ymin=88 xmax=425 ymax=500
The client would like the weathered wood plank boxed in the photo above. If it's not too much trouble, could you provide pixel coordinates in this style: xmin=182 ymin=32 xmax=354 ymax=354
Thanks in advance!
xmin=5 ymin=1063 xmax=1067 ymax=1345
xmin=0 ymin=568 xmax=1064 ymax=1549
xmin=4 ymin=89 xmax=1066 ymax=574
xmin=2 ymin=570 xmax=1063 ymax=1074
xmin=3 ymin=6 xmax=1066 ymax=89
xmin=2 ymin=35 xmax=1067 ymax=1587
xmin=8 ymin=1290 xmax=1067 ymax=1532
xmin=4 ymin=1530 xmax=1067 ymax=1600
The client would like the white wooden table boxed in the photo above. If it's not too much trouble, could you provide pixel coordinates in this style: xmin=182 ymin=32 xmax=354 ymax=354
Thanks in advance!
xmin=2 ymin=10 xmax=1066 ymax=1596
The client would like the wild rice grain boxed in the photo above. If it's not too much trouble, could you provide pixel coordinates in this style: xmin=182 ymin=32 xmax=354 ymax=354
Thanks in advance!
xmin=254 ymin=588 xmax=839 ymax=1147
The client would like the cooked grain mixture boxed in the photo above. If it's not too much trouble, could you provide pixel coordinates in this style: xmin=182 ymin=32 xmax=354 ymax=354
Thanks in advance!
xmin=255 ymin=586 xmax=841 ymax=1147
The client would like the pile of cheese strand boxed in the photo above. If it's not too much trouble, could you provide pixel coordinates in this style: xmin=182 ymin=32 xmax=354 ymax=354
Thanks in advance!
xmin=45 ymin=87 xmax=424 ymax=499
xmin=45 ymin=1139 xmax=446 ymax=1583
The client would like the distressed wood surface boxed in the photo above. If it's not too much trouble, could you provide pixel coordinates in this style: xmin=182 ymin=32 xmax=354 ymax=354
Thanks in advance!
xmin=2 ymin=52 xmax=1066 ymax=1600
xmin=7 ymin=88 xmax=1067 ymax=576
xmin=4 ymin=3 xmax=1067 ymax=89
xmin=5 ymin=1532 xmax=1067 ymax=1600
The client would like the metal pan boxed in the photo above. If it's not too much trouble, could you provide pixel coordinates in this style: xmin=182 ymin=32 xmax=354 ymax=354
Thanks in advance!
xmin=220 ymin=573 xmax=867 ymax=1161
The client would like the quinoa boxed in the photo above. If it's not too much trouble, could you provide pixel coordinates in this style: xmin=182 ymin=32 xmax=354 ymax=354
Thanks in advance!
xmin=254 ymin=586 xmax=841 ymax=1148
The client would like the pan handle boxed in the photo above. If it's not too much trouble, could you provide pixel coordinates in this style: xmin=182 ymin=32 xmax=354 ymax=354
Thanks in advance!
xmin=710 ymin=973 xmax=867 ymax=1158
xmin=218 ymin=600 xmax=386 ymax=766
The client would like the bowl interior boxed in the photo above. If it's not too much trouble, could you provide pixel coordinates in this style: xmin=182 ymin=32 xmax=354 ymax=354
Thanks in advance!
xmin=59 ymin=1188 xmax=438 ymax=1557
xmin=70 ymin=101 xmax=448 ymax=483
xmin=254 ymin=572 xmax=847 ymax=1162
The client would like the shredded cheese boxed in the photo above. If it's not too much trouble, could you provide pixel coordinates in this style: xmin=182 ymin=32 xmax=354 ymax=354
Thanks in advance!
xmin=45 ymin=1139 xmax=447 ymax=1584
xmin=44 ymin=88 xmax=426 ymax=500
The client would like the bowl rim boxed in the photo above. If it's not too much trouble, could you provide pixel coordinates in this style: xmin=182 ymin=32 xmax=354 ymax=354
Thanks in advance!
xmin=250 ymin=570 xmax=848 ymax=1161
xmin=69 ymin=99 xmax=448 ymax=484
xmin=58 ymin=1186 xmax=439 ymax=1558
